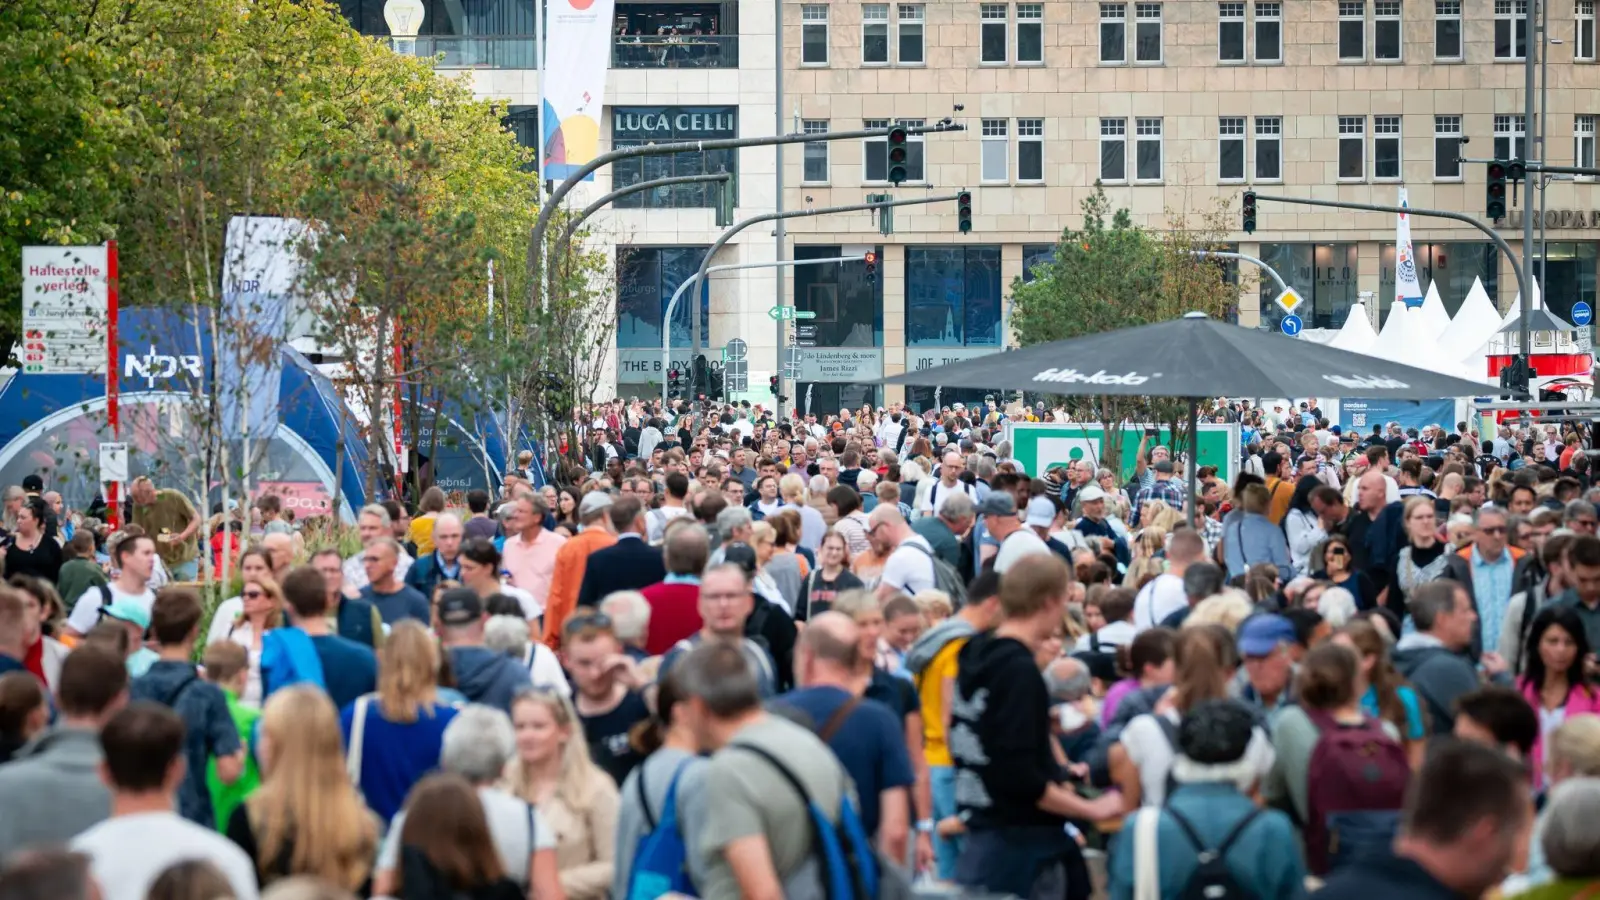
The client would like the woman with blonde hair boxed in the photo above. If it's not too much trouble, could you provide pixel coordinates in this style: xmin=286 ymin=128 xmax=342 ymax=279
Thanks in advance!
xmin=227 ymin=687 xmax=378 ymax=892
xmin=410 ymin=486 xmax=449 ymax=557
xmin=205 ymin=547 xmax=284 ymax=705
xmin=341 ymin=620 xmax=459 ymax=823
xmin=1124 ymin=557 xmax=1165 ymax=593
xmin=506 ymin=689 xmax=619 ymax=900
xmin=1182 ymin=589 xmax=1256 ymax=634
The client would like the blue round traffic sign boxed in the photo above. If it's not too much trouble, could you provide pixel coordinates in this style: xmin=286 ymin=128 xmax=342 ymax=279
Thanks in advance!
xmin=1572 ymin=302 xmax=1593 ymax=327
xmin=1281 ymin=314 xmax=1303 ymax=337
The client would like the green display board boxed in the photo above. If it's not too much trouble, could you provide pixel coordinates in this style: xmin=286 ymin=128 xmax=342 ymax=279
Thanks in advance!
xmin=1002 ymin=422 xmax=1241 ymax=485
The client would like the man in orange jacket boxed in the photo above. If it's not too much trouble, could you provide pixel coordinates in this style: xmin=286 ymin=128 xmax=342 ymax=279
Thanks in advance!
xmin=541 ymin=492 xmax=617 ymax=650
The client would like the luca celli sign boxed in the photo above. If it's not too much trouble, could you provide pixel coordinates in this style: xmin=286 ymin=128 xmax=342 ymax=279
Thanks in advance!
xmin=612 ymin=107 xmax=738 ymax=141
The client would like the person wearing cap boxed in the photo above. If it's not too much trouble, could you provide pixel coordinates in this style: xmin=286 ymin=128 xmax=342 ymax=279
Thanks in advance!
xmin=437 ymin=587 xmax=532 ymax=714
xmin=1235 ymin=613 xmax=1298 ymax=717
xmin=983 ymin=493 xmax=1048 ymax=575
xmin=1072 ymin=485 xmax=1130 ymax=566
xmin=540 ymin=491 xmax=618 ymax=650
xmin=1021 ymin=494 xmax=1080 ymax=563
xmin=102 ymin=599 xmax=160 ymax=677
xmin=1109 ymin=698 xmax=1304 ymax=900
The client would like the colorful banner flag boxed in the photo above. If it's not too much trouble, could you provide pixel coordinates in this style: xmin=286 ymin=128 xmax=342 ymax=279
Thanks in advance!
xmin=1395 ymin=186 xmax=1425 ymax=310
xmin=542 ymin=0 xmax=616 ymax=181
xmin=220 ymin=216 xmax=303 ymax=442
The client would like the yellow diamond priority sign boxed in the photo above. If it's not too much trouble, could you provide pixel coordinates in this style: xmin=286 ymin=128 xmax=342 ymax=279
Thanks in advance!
xmin=1273 ymin=287 xmax=1305 ymax=315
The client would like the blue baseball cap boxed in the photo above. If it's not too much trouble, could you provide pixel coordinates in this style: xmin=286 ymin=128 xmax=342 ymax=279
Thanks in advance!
xmin=1237 ymin=614 xmax=1296 ymax=657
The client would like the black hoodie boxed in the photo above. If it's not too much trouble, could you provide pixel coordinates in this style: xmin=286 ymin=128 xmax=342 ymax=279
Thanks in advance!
xmin=1392 ymin=638 xmax=1479 ymax=736
xmin=951 ymin=632 xmax=1065 ymax=830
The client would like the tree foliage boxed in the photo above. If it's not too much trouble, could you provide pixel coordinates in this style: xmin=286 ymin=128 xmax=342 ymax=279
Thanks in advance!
xmin=1010 ymin=184 xmax=1244 ymax=476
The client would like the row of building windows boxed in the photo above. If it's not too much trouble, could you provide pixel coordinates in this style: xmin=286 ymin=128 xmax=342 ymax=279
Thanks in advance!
xmin=797 ymin=1 xmax=1598 ymax=68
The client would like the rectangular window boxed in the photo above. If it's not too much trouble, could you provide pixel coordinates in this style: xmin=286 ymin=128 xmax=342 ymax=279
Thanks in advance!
xmin=981 ymin=119 xmax=1009 ymax=181
xmin=1434 ymin=115 xmax=1463 ymax=179
xmin=1494 ymin=113 xmax=1527 ymax=160
xmin=863 ymin=118 xmax=926 ymax=182
xmin=904 ymin=246 xmax=1003 ymax=347
xmin=803 ymin=119 xmax=830 ymax=183
xmin=1136 ymin=117 xmax=1163 ymax=181
xmin=981 ymin=4 xmax=1008 ymax=63
xmin=1016 ymin=3 xmax=1044 ymax=63
xmin=1219 ymin=116 xmax=1247 ymax=181
xmin=1375 ymin=0 xmax=1402 ymax=59
xmin=863 ymin=4 xmax=890 ymax=64
xmin=1580 ymin=0 xmax=1597 ymax=60
xmin=1577 ymin=115 xmax=1597 ymax=176
xmin=1219 ymin=3 xmax=1246 ymax=62
xmin=1018 ymin=118 xmax=1044 ymax=181
xmin=801 ymin=5 xmax=829 ymax=65
xmin=1135 ymin=3 xmax=1163 ymax=62
xmin=1339 ymin=115 xmax=1366 ymax=179
xmin=1496 ymin=0 xmax=1528 ymax=60
xmin=1100 ymin=117 xmax=1127 ymax=182
xmin=1435 ymin=0 xmax=1462 ymax=58
xmin=1255 ymin=2 xmax=1282 ymax=62
xmin=1340 ymin=1 xmax=1366 ymax=60
xmin=1255 ymin=115 xmax=1282 ymax=180
xmin=612 ymin=107 xmax=740 ymax=210
xmin=898 ymin=4 xmax=925 ymax=63
xmin=1373 ymin=115 xmax=1402 ymax=178
xmin=1100 ymin=3 xmax=1127 ymax=63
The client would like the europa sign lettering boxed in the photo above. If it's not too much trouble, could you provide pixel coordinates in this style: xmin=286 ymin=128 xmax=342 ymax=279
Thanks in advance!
xmin=1501 ymin=208 xmax=1600 ymax=229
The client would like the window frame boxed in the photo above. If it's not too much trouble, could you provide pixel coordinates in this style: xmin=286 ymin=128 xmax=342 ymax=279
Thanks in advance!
xmin=1219 ymin=2 xmax=1247 ymax=63
xmin=1373 ymin=115 xmax=1402 ymax=180
xmin=980 ymin=118 xmax=1009 ymax=182
xmin=802 ymin=119 xmax=830 ymax=185
xmin=1374 ymin=0 xmax=1403 ymax=60
xmin=897 ymin=4 xmax=926 ymax=65
xmin=1494 ymin=113 xmax=1527 ymax=161
xmin=1135 ymin=116 xmax=1164 ymax=182
xmin=1338 ymin=115 xmax=1367 ymax=181
xmin=1254 ymin=1 xmax=1283 ymax=63
xmin=1100 ymin=3 xmax=1128 ymax=64
xmin=1219 ymin=116 xmax=1247 ymax=182
xmin=800 ymin=4 xmax=830 ymax=66
xmin=980 ymin=3 xmax=1009 ymax=65
xmin=1100 ymin=117 xmax=1128 ymax=183
xmin=860 ymin=116 xmax=927 ymax=184
xmin=1017 ymin=117 xmax=1045 ymax=182
xmin=1576 ymin=114 xmax=1597 ymax=179
xmin=1134 ymin=2 xmax=1164 ymax=64
xmin=1579 ymin=0 xmax=1597 ymax=61
xmin=1495 ymin=0 xmax=1528 ymax=61
xmin=1339 ymin=0 xmax=1367 ymax=61
xmin=1434 ymin=114 xmax=1464 ymax=180
xmin=1254 ymin=115 xmax=1283 ymax=182
xmin=862 ymin=3 xmax=890 ymax=65
xmin=1015 ymin=2 xmax=1044 ymax=64
xmin=1434 ymin=0 xmax=1462 ymax=60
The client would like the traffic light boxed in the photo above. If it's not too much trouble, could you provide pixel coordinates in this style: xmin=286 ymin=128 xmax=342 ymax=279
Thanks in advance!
xmin=691 ymin=354 xmax=709 ymax=398
xmin=864 ymin=250 xmax=878 ymax=284
xmin=1507 ymin=159 xmax=1527 ymax=182
xmin=667 ymin=367 xmax=682 ymax=398
xmin=1241 ymin=190 xmax=1257 ymax=234
xmin=1486 ymin=160 xmax=1508 ymax=220
xmin=956 ymin=191 xmax=973 ymax=234
xmin=708 ymin=365 xmax=724 ymax=402
xmin=887 ymin=127 xmax=909 ymax=186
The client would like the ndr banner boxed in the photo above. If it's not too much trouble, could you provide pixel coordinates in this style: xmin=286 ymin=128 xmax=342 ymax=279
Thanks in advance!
xmin=1340 ymin=398 xmax=1456 ymax=433
xmin=543 ymin=0 xmax=617 ymax=181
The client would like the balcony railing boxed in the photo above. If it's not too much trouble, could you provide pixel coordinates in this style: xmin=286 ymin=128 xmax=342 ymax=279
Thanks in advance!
xmin=414 ymin=36 xmax=538 ymax=69
xmin=611 ymin=35 xmax=738 ymax=68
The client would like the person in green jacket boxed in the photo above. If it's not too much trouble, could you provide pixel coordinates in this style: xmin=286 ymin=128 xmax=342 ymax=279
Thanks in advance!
xmin=54 ymin=532 xmax=107 ymax=618
xmin=201 ymin=641 xmax=261 ymax=831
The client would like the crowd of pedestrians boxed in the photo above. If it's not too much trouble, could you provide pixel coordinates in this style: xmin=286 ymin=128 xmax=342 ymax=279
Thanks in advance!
xmin=0 ymin=395 xmax=1598 ymax=900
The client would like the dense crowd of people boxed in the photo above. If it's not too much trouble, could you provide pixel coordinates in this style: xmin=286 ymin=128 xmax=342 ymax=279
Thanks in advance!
xmin=1 ymin=394 xmax=1599 ymax=900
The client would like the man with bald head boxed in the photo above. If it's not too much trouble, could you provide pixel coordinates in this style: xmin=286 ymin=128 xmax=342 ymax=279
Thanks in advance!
xmin=872 ymin=506 xmax=938 ymax=600
xmin=260 ymin=532 xmax=295 ymax=582
xmin=1345 ymin=468 xmax=1405 ymax=606
xmin=407 ymin=511 xmax=465 ymax=598
xmin=782 ymin=609 xmax=913 ymax=853
xmin=916 ymin=450 xmax=977 ymax=519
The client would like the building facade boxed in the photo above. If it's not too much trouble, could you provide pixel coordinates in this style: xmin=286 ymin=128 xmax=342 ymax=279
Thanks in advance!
xmin=344 ymin=0 xmax=1600 ymax=407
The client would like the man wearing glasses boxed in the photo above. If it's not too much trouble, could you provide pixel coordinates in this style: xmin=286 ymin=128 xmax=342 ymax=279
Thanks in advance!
xmin=1442 ymin=505 xmax=1524 ymax=662
xmin=357 ymin=538 xmax=431 ymax=626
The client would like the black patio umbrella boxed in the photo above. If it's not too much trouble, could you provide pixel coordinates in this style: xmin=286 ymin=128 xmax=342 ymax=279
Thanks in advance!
xmin=882 ymin=312 xmax=1510 ymax=524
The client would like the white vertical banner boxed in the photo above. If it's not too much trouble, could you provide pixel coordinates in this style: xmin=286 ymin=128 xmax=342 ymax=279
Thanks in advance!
xmin=1395 ymin=186 xmax=1425 ymax=310
xmin=542 ymin=0 xmax=616 ymax=181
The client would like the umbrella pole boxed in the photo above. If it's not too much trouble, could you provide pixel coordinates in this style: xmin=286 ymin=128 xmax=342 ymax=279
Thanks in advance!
xmin=1186 ymin=398 xmax=1199 ymax=529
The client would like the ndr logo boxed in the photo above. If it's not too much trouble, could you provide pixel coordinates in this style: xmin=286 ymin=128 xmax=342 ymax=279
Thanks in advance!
xmin=125 ymin=346 xmax=203 ymax=388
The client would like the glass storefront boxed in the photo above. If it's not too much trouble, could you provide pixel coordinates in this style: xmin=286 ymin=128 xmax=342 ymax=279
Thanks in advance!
xmin=615 ymin=247 xmax=710 ymax=349
xmin=340 ymin=0 xmax=538 ymax=68
xmin=792 ymin=245 xmax=883 ymax=347
xmin=1534 ymin=242 xmax=1598 ymax=327
xmin=905 ymin=246 xmax=1003 ymax=346
xmin=1378 ymin=242 xmax=1501 ymax=323
xmin=1022 ymin=244 xmax=1055 ymax=283
xmin=1258 ymin=243 xmax=1359 ymax=329
xmin=612 ymin=107 xmax=738 ymax=209
xmin=795 ymin=383 xmax=883 ymax=417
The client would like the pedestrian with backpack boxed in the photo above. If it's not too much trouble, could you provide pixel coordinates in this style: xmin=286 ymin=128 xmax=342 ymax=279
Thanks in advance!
xmin=1108 ymin=699 xmax=1306 ymax=900
xmin=1264 ymin=642 xmax=1409 ymax=875
xmin=615 ymin=670 xmax=710 ymax=900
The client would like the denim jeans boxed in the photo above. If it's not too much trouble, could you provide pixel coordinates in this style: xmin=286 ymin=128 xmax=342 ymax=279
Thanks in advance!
xmin=930 ymin=764 xmax=963 ymax=880
xmin=956 ymin=825 xmax=1088 ymax=900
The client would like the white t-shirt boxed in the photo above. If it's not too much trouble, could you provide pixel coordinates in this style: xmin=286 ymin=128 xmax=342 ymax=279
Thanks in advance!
xmin=1120 ymin=710 xmax=1277 ymax=807
xmin=646 ymin=505 xmax=691 ymax=544
xmin=500 ymin=583 xmax=544 ymax=622
xmin=380 ymin=787 xmax=554 ymax=885
xmin=68 ymin=582 xmax=156 ymax=635
xmin=1131 ymin=572 xmax=1188 ymax=631
xmin=993 ymin=528 xmax=1051 ymax=573
xmin=918 ymin=479 xmax=977 ymax=518
xmin=72 ymin=811 xmax=260 ymax=900
xmin=203 ymin=596 xmax=263 ymax=705
xmin=523 ymin=642 xmax=572 ymax=697
xmin=1073 ymin=619 xmax=1138 ymax=653
xmin=880 ymin=535 xmax=937 ymax=595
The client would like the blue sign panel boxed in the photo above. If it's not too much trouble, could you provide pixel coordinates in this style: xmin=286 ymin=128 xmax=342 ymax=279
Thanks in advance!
xmin=1281 ymin=314 xmax=1303 ymax=337
xmin=1572 ymin=301 xmax=1593 ymax=327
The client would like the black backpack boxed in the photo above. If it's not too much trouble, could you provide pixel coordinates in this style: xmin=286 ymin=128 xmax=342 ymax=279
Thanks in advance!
xmin=1169 ymin=806 xmax=1262 ymax=900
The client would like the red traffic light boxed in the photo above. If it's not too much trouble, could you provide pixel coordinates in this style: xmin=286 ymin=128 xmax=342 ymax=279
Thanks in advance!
xmin=864 ymin=251 xmax=877 ymax=265
xmin=1487 ymin=162 xmax=1507 ymax=180
xmin=887 ymin=126 xmax=908 ymax=145
xmin=1488 ymin=182 xmax=1506 ymax=197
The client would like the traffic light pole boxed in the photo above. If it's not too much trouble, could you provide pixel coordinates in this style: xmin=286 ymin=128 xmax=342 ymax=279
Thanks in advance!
xmin=660 ymin=255 xmax=865 ymax=408
xmin=562 ymin=174 xmax=732 ymax=242
xmin=687 ymin=193 xmax=965 ymax=417
xmin=1186 ymin=250 xmax=1288 ymax=293
xmin=1250 ymin=192 xmax=1532 ymax=389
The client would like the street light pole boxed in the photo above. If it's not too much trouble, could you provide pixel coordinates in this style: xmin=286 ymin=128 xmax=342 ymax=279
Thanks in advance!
xmin=562 ymin=173 xmax=733 ymax=242
xmin=1523 ymin=0 xmax=1537 ymax=361
xmin=774 ymin=0 xmax=789 ymax=420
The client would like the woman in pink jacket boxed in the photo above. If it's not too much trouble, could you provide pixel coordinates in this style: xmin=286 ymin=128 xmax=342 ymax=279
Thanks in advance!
xmin=1518 ymin=605 xmax=1600 ymax=788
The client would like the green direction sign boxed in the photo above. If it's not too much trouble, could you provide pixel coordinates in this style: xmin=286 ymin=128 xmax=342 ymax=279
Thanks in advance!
xmin=1002 ymin=421 xmax=1241 ymax=485
xmin=767 ymin=306 xmax=817 ymax=321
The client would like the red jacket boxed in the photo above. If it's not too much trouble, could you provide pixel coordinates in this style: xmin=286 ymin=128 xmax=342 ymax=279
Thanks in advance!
xmin=639 ymin=581 xmax=703 ymax=656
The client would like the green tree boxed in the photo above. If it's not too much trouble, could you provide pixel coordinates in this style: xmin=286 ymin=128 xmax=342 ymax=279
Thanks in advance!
xmin=1010 ymin=184 xmax=1243 ymax=477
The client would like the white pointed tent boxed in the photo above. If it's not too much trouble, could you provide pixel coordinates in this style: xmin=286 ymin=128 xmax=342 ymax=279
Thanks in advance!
xmin=1370 ymin=303 xmax=1478 ymax=380
xmin=1438 ymin=277 xmax=1504 ymax=367
xmin=1415 ymin=280 xmax=1452 ymax=343
xmin=1330 ymin=300 xmax=1379 ymax=353
xmin=1499 ymin=278 xmax=1543 ymax=330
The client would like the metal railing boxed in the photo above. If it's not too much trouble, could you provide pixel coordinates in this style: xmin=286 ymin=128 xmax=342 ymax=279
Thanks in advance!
xmin=611 ymin=35 xmax=737 ymax=68
xmin=415 ymin=36 xmax=538 ymax=69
